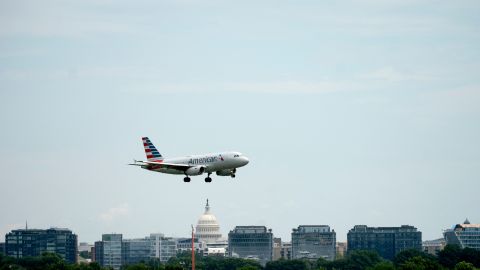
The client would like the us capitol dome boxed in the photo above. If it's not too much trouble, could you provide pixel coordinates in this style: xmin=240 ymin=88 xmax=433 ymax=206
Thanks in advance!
xmin=195 ymin=199 xmax=222 ymax=244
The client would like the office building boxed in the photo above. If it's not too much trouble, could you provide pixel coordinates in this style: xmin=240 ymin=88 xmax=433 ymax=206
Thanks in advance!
xmin=0 ymin=242 xmax=5 ymax=254
xmin=102 ymin=234 xmax=123 ymax=270
xmin=5 ymin=228 xmax=77 ymax=263
xmin=347 ymin=225 xmax=422 ymax=260
xmin=228 ymin=226 xmax=273 ymax=265
xmin=444 ymin=219 xmax=480 ymax=250
xmin=123 ymin=238 xmax=151 ymax=265
xmin=176 ymin=237 xmax=205 ymax=254
xmin=93 ymin=241 xmax=103 ymax=264
xmin=291 ymin=225 xmax=336 ymax=261
xmin=150 ymin=234 xmax=177 ymax=262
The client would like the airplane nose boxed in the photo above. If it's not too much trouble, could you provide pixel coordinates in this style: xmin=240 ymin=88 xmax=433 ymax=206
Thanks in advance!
xmin=242 ymin=156 xmax=249 ymax=166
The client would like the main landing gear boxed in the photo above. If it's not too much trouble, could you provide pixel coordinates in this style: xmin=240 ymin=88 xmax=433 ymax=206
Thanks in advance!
xmin=205 ymin=172 xmax=212 ymax=183
xmin=231 ymin=174 xmax=236 ymax=178
xmin=183 ymin=176 xmax=191 ymax=182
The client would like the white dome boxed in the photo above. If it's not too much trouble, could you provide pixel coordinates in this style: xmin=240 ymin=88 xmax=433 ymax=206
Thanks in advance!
xmin=195 ymin=199 xmax=222 ymax=244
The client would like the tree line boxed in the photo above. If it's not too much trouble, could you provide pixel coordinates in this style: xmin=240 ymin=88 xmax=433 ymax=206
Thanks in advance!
xmin=1 ymin=245 xmax=479 ymax=270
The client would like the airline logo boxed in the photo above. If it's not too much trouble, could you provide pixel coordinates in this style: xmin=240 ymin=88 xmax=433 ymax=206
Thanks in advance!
xmin=188 ymin=154 xmax=225 ymax=165
xmin=142 ymin=137 xmax=163 ymax=160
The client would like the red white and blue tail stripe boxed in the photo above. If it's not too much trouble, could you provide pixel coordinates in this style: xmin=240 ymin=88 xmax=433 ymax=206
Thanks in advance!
xmin=142 ymin=137 xmax=163 ymax=161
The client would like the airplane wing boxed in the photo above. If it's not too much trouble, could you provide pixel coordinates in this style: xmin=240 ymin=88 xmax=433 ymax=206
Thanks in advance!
xmin=129 ymin=160 xmax=191 ymax=171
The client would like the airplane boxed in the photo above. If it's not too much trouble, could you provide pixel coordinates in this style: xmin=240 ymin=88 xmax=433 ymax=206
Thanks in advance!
xmin=129 ymin=137 xmax=249 ymax=183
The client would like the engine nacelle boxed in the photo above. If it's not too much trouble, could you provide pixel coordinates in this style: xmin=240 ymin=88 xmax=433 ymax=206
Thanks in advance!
xmin=216 ymin=169 xmax=235 ymax=176
xmin=185 ymin=166 xmax=205 ymax=176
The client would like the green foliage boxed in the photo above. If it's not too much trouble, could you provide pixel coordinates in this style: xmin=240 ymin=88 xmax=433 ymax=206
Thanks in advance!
xmin=345 ymin=250 xmax=384 ymax=270
xmin=0 ymin=252 xmax=110 ymax=270
xmin=237 ymin=266 xmax=261 ymax=270
xmin=367 ymin=261 xmax=395 ymax=270
xmin=393 ymin=249 xmax=440 ymax=270
xmin=455 ymin=261 xmax=478 ymax=270
xmin=2 ymin=246 xmax=480 ymax=270
xmin=438 ymin=245 xmax=480 ymax=269
xmin=265 ymin=259 xmax=308 ymax=270
xmin=396 ymin=256 xmax=442 ymax=270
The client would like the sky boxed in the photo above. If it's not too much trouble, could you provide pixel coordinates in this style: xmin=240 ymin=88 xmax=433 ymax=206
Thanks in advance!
xmin=0 ymin=0 xmax=479 ymax=244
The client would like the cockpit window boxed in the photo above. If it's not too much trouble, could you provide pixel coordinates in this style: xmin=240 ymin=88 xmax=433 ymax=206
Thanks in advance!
xmin=234 ymin=154 xmax=240 ymax=157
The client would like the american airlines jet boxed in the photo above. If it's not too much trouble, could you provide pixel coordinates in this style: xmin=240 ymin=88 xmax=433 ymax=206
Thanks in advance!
xmin=129 ymin=137 xmax=249 ymax=182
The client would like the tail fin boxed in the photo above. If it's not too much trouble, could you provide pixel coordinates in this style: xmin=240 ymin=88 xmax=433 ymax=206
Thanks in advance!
xmin=142 ymin=137 xmax=163 ymax=161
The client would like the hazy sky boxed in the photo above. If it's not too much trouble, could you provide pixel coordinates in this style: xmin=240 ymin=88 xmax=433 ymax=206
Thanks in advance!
xmin=1 ymin=0 xmax=479 ymax=244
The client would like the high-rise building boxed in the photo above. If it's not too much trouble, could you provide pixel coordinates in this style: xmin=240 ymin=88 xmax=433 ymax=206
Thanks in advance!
xmin=347 ymin=225 xmax=422 ymax=260
xmin=228 ymin=226 xmax=273 ymax=266
xmin=94 ymin=241 xmax=103 ymax=264
xmin=444 ymin=219 xmax=480 ymax=250
xmin=102 ymin=234 xmax=123 ymax=270
xmin=5 ymin=228 xmax=77 ymax=263
xmin=196 ymin=199 xmax=222 ymax=244
xmin=291 ymin=225 xmax=336 ymax=261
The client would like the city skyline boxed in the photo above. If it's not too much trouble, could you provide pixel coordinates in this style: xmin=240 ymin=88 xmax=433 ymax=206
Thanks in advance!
xmin=1 ymin=0 xmax=479 ymax=245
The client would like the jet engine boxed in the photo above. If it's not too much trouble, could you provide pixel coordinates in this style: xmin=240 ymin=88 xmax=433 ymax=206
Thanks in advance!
xmin=216 ymin=169 xmax=235 ymax=176
xmin=185 ymin=166 xmax=205 ymax=176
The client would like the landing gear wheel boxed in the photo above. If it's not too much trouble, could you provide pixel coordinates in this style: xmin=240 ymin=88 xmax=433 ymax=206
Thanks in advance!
xmin=184 ymin=177 xmax=191 ymax=182
xmin=231 ymin=174 xmax=236 ymax=178
xmin=205 ymin=177 xmax=212 ymax=183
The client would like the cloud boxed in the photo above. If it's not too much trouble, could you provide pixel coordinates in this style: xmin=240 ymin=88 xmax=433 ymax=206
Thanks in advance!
xmin=98 ymin=203 xmax=130 ymax=223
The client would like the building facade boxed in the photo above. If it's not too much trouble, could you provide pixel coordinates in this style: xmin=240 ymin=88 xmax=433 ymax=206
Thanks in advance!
xmin=444 ymin=219 xmax=480 ymax=250
xmin=336 ymin=242 xmax=347 ymax=258
xmin=122 ymin=238 xmax=151 ymax=265
xmin=196 ymin=199 xmax=222 ymax=244
xmin=228 ymin=226 xmax=273 ymax=266
xmin=273 ymin=238 xmax=282 ymax=260
xmin=102 ymin=234 xmax=123 ymax=270
xmin=291 ymin=225 xmax=336 ymax=261
xmin=280 ymin=242 xmax=292 ymax=260
xmin=347 ymin=225 xmax=422 ymax=260
xmin=0 ymin=242 xmax=5 ymax=255
xmin=423 ymin=238 xmax=446 ymax=255
xmin=5 ymin=228 xmax=77 ymax=263
xmin=93 ymin=241 xmax=103 ymax=264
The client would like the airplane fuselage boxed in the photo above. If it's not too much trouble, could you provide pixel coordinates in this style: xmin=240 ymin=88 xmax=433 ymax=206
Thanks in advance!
xmin=143 ymin=151 xmax=248 ymax=175
xmin=131 ymin=137 xmax=249 ymax=182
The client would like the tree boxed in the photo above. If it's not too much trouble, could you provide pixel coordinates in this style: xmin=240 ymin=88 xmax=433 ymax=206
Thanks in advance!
xmin=393 ymin=249 xmax=436 ymax=267
xmin=438 ymin=245 xmax=480 ymax=268
xmin=344 ymin=250 xmax=384 ymax=270
xmin=397 ymin=256 xmax=442 ymax=270
xmin=438 ymin=245 xmax=463 ymax=269
xmin=367 ymin=261 xmax=395 ymax=270
xmin=265 ymin=259 xmax=308 ymax=270
xmin=455 ymin=261 xmax=478 ymax=270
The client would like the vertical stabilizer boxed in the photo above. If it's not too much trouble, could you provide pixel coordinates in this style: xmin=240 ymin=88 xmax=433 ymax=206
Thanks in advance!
xmin=142 ymin=137 xmax=163 ymax=161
